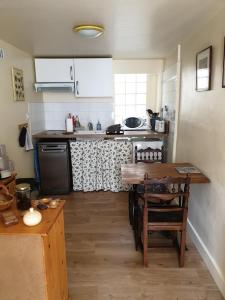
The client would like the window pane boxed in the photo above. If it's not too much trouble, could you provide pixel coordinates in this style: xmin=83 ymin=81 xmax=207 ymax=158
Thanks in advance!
xmin=126 ymin=94 xmax=135 ymax=105
xmin=137 ymin=74 xmax=147 ymax=82
xmin=114 ymin=73 xmax=148 ymax=123
xmin=136 ymin=94 xmax=146 ymax=105
xmin=137 ymin=82 xmax=146 ymax=93
xmin=115 ymin=114 xmax=124 ymax=124
xmin=125 ymin=74 xmax=136 ymax=82
xmin=126 ymin=82 xmax=136 ymax=93
xmin=115 ymin=107 xmax=125 ymax=122
xmin=136 ymin=105 xmax=146 ymax=117
xmin=126 ymin=105 xmax=136 ymax=117
xmin=115 ymin=82 xmax=125 ymax=94
xmin=115 ymin=94 xmax=125 ymax=105
xmin=115 ymin=74 xmax=125 ymax=82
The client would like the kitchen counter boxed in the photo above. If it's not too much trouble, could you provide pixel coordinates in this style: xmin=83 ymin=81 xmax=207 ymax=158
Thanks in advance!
xmin=32 ymin=130 xmax=168 ymax=140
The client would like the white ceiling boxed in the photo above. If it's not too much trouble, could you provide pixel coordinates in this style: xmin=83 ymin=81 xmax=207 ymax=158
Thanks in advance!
xmin=0 ymin=0 xmax=224 ymax=59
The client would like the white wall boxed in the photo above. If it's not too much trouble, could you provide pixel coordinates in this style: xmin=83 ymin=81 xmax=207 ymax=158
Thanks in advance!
xmin=0 ymin=39 xmax=42 ymax=177
xmin=161 ymin=63 xmax=177 ymax=162
xmin=113 ymin=59 xmax=164 ymax=74
xmin=175 ymin=8 xmax=225 ymax=297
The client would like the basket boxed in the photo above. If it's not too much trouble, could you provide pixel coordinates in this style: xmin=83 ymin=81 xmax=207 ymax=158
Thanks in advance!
xmin=0 ymin=184 xmax=14 ymax=211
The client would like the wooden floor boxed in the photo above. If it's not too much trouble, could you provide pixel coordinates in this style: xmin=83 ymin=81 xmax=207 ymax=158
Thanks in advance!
xmin=63 ymin=191 xmax=223 ymax=300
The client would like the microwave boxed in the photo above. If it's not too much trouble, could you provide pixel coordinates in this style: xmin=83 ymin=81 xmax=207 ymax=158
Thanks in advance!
xmin=121 ymin=117 xmax=149 ymax=131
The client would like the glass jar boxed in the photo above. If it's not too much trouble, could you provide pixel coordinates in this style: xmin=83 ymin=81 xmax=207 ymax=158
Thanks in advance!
xmin=16 ymin=183 xmax=31 ymax=210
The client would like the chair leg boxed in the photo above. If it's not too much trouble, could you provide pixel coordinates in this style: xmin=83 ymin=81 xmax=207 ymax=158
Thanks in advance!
xmin=133 ymin=197 xmax=139 ymax=250
xmin=143 ymin=205 xmax=148 ymax=267
xmin=128 ymin=190 xmax=134 ymax=226
xmin=179 ymin=229 xmax=186 ymax=267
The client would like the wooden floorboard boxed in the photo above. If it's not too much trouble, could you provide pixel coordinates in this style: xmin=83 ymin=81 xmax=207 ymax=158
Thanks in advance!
xmin=63 ymin=191 xmax=224 ymax=300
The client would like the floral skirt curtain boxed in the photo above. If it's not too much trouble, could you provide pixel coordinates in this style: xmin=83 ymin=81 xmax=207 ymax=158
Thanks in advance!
xmin=70 ymin=140 xmax=132 ymax=192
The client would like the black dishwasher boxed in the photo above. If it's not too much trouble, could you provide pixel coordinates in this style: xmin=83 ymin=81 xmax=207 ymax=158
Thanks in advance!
xmin=38 ymin=142 xmax=71 ymax=194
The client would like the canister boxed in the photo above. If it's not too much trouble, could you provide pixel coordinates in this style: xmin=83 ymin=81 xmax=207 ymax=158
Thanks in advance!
xmin=158 ymin=120 xmax=165 ymax=132
xmin=155 ymin=120 xmax=165 ymax=133
xmin=16 ymin=183 xmax=31 ymax=210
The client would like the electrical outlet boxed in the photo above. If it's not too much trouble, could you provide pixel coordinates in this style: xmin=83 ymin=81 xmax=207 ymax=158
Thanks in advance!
xmin=0 ymin=48 xmax=4 ymax=59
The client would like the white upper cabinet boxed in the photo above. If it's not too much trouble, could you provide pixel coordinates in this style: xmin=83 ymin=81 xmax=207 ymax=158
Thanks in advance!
xmin=35 ymin=58 xmax=74 ymax=83
xmin=74 ymin=58 xmax=113 ymax=97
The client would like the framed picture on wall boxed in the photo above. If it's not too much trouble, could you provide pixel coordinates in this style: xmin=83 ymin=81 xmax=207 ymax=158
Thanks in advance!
xmin=222 ymin=38 xmax=225 ymax=88
xmin=11 ymin=67 xmax=25 ymax=101
xmin=196 ymin=46 xmax=212 ymax=92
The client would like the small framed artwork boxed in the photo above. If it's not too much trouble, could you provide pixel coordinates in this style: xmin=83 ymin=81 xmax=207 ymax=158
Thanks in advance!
xmin=196 ymin=46 xmax=212 ymax=92
xmin=11 ymin=67 xmax=25 ymax=101
xmin=222 ymin=37 xmax=225 ymax=88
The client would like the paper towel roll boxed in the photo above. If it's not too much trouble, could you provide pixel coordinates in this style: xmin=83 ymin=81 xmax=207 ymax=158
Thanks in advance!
xmin=0 ymin=157 xmax=4 ymax=170
xmin=66 ymin=118 xmax=73 ymax=132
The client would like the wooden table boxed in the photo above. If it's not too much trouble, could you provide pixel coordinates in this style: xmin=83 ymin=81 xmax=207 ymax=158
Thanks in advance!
xmin=122 ymin=163 xmax=210 ymax=253
xmin=121 ymin=162 xmax=210 ymax=184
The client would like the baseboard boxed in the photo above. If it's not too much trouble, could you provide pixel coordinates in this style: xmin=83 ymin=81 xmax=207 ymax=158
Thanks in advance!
xmin=188 ymin=219 xmax=225 ymax=298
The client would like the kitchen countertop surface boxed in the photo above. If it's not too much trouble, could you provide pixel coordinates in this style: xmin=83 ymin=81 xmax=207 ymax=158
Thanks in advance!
xmin=32 ymin=130 xmax=168 ymax=139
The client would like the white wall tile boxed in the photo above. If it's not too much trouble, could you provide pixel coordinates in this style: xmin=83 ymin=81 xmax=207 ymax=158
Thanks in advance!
xmin=29 ymin=101 xmax=114 ymax=131
xmin=28 ymin=102 xmax=45 ymax=133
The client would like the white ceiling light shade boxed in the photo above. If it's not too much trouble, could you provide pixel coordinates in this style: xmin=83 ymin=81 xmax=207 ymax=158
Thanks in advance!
xmin=73 ymin=25 xmax=104 ymax=38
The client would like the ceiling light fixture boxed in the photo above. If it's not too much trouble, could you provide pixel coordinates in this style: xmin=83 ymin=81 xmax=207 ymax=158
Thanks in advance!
xmin=73 ymin=25 xmax=104 ymax=38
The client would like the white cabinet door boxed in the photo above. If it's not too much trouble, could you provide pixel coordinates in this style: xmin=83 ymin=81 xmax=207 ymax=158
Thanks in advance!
xmin=35 ymin=58 xmax=74 ymax=82
xmin=74 ymin=58 xmax=113 ymax=97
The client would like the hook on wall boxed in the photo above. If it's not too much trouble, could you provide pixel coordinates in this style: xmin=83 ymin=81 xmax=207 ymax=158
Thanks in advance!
xmin=18 ymin=123 xmax=28 ymax=130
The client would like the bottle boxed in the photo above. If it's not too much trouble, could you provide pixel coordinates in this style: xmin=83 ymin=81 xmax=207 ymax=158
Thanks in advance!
xmin=16 ymin=183 xmax=31 ymax=210
xmin=96 ymin=121 xmax=101 ymax=131
xmin=88 ymin=122 xmax=93 ymax=130
xmin=76 ymin=115 xmax=80 ymax=128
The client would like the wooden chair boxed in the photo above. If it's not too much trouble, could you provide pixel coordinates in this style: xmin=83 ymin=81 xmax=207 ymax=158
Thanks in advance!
xmin=129 ymin=145 xmax=164 ymax=249
xmin=138 ymin=174 xmax=190 ymax=267
xmin=134 ymin=146 xmax=164 ymax=163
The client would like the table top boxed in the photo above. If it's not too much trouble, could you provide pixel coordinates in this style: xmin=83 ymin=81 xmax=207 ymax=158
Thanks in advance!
xmin=0 ymin=200 xmax=65 ymax=235
xmin=121 ymin=163 xmax=210 ymax=184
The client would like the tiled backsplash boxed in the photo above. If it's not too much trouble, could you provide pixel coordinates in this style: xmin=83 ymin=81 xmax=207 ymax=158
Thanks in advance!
xmin=28 ymin=102 xmax=45 ymax=133
xmin=29 ymin=102 xmax=114 ymax=132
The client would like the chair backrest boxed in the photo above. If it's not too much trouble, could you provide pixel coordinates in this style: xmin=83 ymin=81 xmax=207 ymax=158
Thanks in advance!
xmin=143 ymin=174 xmax=191 ymax=204
xmin=134 ymin=146 xmax=164 ymax=164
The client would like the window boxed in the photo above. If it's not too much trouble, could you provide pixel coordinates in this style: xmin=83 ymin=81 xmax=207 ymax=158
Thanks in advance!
xmin=114 ymin=74 xmax=147 ymax=124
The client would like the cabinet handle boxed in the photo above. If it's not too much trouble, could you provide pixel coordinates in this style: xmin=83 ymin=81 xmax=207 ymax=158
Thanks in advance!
xmin=76 ymin=80 xmax=79 ymax=96
xmin=70 ymin=66 xmax=73 ymax=81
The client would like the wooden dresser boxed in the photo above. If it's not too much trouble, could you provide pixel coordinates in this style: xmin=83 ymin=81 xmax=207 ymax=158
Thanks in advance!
xmin=0 ymin=201 xmax=68 ymax=300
